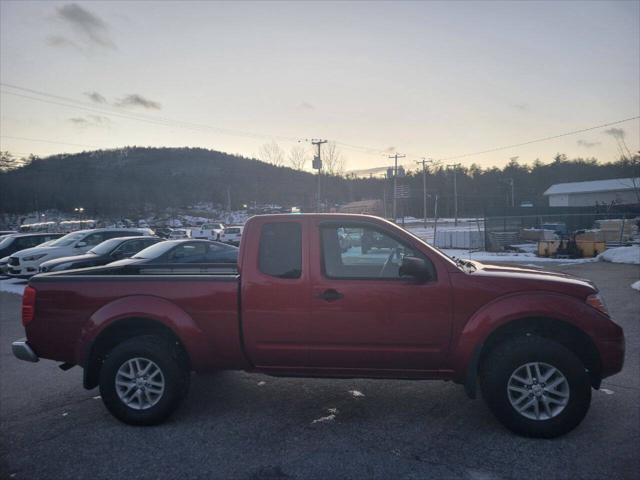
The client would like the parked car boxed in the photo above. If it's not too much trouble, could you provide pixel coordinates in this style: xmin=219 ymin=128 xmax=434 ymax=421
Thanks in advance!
xmin=220 ymin=225 xmax=243 ymax=245
xmin=7 ymin=228 xmax=154 ymax=277
xmin=168 ymin=229 xmax=190 ymax=240
xmin=38 ymin=236 xmax=163 ymax=273
xmin=108 ymin=239 xmax=238 ymax=267
xmin=153 ymin=227 xmax=174 ymax=239
xmin=191 ymin=223 xmax=225 ymax=241
xmin=12 ymin=214 xmax=624 ymax=438
xmin=0 ymin=233 xmax=65 ymax=273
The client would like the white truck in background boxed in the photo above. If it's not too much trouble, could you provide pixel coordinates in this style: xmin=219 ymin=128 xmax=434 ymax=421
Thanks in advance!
xmin=191 ymin=223 xmax=225 ymax=241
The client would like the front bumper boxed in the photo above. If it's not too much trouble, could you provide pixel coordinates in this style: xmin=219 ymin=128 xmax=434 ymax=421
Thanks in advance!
xmin=12 ymin=339 xmax=39 ymax=362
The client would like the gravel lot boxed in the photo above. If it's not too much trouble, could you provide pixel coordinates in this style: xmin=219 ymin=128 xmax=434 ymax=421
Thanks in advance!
xmin=1 ymin=262 xmax=638 ymax=480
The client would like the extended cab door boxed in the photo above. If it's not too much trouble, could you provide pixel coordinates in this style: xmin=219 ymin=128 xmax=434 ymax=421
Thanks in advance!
xmin=308 ymin=219 xmax=453 ymax=373
xmin=240 ymin=217 xmax=311 ymax=368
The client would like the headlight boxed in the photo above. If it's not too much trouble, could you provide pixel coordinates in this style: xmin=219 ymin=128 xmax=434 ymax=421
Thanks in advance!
xmin=586 ymin=293 xmax=609 ymax=316
xmin=23 ymin=254 xmax=47 ymax=262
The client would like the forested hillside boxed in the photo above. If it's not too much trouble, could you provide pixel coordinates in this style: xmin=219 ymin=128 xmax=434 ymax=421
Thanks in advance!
xmin=0 ymin=147 xmax=638 ymax=217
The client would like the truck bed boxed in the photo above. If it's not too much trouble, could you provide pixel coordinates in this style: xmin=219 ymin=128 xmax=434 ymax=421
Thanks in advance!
xmin=27 ymin=264 xmax=244 ymax=371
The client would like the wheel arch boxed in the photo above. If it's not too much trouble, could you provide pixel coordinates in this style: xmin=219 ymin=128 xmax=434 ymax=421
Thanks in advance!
xmin=463 ymin=316 xmax=602 ymax=399
xmin=82 ymin=316 xmax=191 ymax=390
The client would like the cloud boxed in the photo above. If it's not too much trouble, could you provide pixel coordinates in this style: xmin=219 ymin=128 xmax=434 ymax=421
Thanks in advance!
xmin=512 ymin=103 xmax=529 ymax=111
xmin=298 ymin=101 xmax=315 ymax=111
xmin=577 ymin=139 xmax=601 ymax=148
xmin=384 ymin=146 xmax=395 ymax=153
xmin=53 ymin=3 xmax=115 ymax=50
xmin=45 ymin=35 xmax=79 ymax=49
xmin=114 ymin=94 xmax=162 ymax=110
xmin=68 ymin=115 xmax=111 ymax=127
xmin=84 ymin=91 xmax=107 ymax=104
xmin=603 ymin=127 xmax=625 ymax=140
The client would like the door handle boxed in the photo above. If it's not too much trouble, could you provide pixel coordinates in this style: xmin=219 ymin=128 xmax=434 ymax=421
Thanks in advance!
xmin=317 ymin=289 xmax=344 ymax=302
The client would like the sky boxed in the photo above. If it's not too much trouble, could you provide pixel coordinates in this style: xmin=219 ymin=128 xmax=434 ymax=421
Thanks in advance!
xmin=1 ymin=0 xmax=639 ymax=174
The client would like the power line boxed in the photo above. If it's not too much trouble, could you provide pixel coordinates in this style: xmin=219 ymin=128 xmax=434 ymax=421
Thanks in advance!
xmin=346 ymin=115 xmax=640 ymax=175
xmin=437 ymin=116 xmax=640 ymax=162
xmin=2 ymin=82 xmax=638 ymax=168
xmin=0 ymin=83 xmax=300 ymax=143
xmin=0 ymin=135 xmax=100 ymax=149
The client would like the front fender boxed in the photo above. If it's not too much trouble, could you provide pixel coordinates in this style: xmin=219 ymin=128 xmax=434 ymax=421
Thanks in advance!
xmin=449 ymin=291 xmax=604 ymax=382
xmin=75 ymin=295 xmax=212 ymax=370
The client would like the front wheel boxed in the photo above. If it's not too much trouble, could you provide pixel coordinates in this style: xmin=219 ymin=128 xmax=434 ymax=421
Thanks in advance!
xmin=480 ymin=335 xmax=591 ymax=438
xmin=99 ymin=335 xmax=190 ymax=425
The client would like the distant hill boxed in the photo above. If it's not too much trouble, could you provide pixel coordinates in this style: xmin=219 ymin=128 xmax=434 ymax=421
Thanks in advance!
xmin=0 ymin=147 xmax=384 ymax=215
xmin=0 ymin=147 xmax=637 ymax=217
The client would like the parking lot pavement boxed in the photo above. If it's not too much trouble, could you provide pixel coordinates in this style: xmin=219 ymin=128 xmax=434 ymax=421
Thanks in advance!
xmin=1 ymin=263 xmax=638 ymax=480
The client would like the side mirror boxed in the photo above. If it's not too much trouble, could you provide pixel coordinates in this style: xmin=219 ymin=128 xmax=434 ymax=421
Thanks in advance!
xmin=75 ymin=241 xmax=87 ymax=248
xmin=399 ymin=256 xmax=432 ymax=282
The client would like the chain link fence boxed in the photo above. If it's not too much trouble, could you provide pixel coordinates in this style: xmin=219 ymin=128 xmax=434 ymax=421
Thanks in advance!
xmin=484 ymin=211 xmax=640 ymax=252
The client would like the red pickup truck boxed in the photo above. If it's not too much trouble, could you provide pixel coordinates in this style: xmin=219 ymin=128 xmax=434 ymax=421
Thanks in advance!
xmin=12 ymin=214 xmax=624 ymax=437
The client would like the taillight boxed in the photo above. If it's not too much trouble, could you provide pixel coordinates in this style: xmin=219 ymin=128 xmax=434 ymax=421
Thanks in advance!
xmin=586 ymin=293 xmax=609 ymax=317
xmin=22 ymin=286 xmax=36 ymax=326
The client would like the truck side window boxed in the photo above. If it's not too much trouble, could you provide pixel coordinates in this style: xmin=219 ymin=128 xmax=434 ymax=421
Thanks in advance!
xmin=321 ymin=225 xmax=426 ymax=279
xmin=259 ymin=223 xmax=302 ymax=279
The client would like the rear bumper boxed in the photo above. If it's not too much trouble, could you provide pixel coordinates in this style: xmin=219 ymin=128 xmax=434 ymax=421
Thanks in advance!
xmin=12 ymin=339 xmax=39 ymax=362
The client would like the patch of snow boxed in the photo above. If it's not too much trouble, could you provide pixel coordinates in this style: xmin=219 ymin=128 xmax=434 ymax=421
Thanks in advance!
xmin=442 ymin=249 xmax=595 ymax=264
xmin=597 ymin=246 xmax=640 ymax=265
xmin=257 ymin=381 xmax=266 ymax=386
xmin=311 ymin=407 xmax=338 ymax=424
xmin=631 ymin=280 xmax=640 ymax=292
xmin=348 ymin=390 xmax=365 ymax=398
xmin=600 ymin=388 xmax=614 ymax=395
xmin=0 ymin=279 xmax=26 ymax=296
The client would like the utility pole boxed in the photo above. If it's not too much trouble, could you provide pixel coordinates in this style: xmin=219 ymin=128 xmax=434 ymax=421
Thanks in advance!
xmin=508 ymin=178 xmax=515 ymax=208
xmin=311 ymin=139 xmax=327 ymax=212
xmin=389 ymin=153 xmax=406 ymax=222
xmin=446 ymin=163 xmax=461 ymax=226
xmin=416 ymin=158 xmax=434 ymax=229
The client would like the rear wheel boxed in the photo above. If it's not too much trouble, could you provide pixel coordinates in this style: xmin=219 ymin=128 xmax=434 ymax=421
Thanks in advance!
xmin=99 ymin=335 xmax=190 ymax=425
xmin=480 ymin=335 xmax=591 ymax=438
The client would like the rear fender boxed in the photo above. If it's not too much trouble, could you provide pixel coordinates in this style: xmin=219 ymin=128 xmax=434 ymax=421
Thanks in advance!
xmin=75 ymin=295 xmax=211 ymax=370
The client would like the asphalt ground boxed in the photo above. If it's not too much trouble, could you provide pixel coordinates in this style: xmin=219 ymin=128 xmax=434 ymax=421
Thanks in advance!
xmin=0 ymin=262 xmax=638 ymax=480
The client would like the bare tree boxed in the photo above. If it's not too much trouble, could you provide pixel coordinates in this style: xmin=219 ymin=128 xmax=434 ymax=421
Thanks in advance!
xmin=259 ymin=141 xmax=285 ymax=167
xmin=323 ymin=141 xmax=346 ymax=175
xmin=288 ymin=145 xmax=308 ymax=170
xmin=0 ymin=151 xmax=32 ymax=172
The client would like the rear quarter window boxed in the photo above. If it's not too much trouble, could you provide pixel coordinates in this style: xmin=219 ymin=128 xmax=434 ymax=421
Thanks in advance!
xmin=258 ymin=222 xmax=302 ymax=279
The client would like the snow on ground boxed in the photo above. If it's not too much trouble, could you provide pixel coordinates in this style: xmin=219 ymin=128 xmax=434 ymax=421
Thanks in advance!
xmin=597 ymin=245 xmax=640 ymax=265
xmin=440 ymin=249 xmax=595 ymax=264
xmin=631 ymin=280 xmax=640 ymax=292
xmin=0 ymin=278 xmax=26 ymax=295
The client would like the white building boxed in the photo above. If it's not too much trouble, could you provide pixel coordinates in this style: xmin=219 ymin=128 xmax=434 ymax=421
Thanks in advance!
xmin=543 ymin=178 xmax=640 ymax=207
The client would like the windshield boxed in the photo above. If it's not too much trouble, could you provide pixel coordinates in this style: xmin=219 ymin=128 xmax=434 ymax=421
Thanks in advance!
xmin=0 ymin=236 xmax=13 ymax=248
xmin=132 ymin=241 xmax=178 ymax=259
xmin=47 ymin=231 xmax=86 ymax=247
xmin=88 ymin=238 xmax=123 ymax=255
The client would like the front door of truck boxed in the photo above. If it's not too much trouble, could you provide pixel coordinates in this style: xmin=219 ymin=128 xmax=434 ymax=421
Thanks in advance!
xmin=241 ymin=219 xmax=311 ymax=368
xmin=308 ymin=220 xmax=452 ymax=372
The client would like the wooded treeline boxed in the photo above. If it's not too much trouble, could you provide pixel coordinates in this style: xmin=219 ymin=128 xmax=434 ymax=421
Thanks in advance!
xmin=0 ymin=147 xmax=638 ymax=217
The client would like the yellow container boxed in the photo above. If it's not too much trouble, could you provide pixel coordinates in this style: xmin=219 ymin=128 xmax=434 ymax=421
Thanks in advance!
xmin=576 ymin=241 xmax=606 ymax=258
xmin=537 ymin=240 xmax=560 ymax=257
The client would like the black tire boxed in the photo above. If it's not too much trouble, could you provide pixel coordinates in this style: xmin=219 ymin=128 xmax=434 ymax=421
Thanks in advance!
xmin=480 ymin=335 xmax=591 ymax=438
xmin=99 ymin=335 xmax=190 ymax=426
